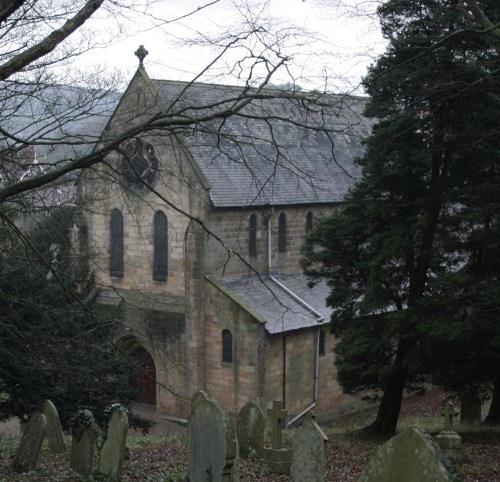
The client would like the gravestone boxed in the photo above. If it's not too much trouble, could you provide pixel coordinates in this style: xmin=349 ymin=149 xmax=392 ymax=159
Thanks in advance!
xmin=290 ymin=413 xmax=326 ymax=482
xmin=360 ymin=427 xmax=462 ymax=482
xmin=263 ymin=400 xmax=292 ymax=474
xmin=12 ymin=412 xmax=47 ymax=473
xmin=441 ymin=402 xmax=457 ymax=430
xmin=436 ymin=402 xmax=466 ymax=463
xmin=71 ymin=409 xmax=100 ymax=479
xmin=42 ymin=399 xmax=65 ymax=452
xmin=97 ymin=405 xmax=129 ymax=482
xmin=236 ymin=401 xmax=265 ymax=458
xmin=188 ymin=396 xmax=239 ymax=482
xmin=191 ymin=390 xmax=209 ymax=408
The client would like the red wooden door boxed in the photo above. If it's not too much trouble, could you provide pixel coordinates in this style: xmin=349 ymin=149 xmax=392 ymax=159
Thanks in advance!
xmin=130 ymin=347 xmax=156 ymax=406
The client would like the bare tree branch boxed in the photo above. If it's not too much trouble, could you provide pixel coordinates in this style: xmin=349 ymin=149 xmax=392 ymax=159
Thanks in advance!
xmin=0 ymin=0 xmax=104 ymax=81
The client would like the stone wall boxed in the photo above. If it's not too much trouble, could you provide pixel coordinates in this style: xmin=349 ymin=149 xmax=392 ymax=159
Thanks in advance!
xmin=203 ymin=279 xmax=267 ymax=413
xmin=203 ymin=278 xmax=352 ymax=420
xmin=78 ymin=70 xmax=210 ymax=418
xmin=78 ymin=70 xmax=208 ymax=298
xmin=264 ymin=328 xmax=351 ymax=418
xmin=206 ymin=206 xmax=334 ymax=278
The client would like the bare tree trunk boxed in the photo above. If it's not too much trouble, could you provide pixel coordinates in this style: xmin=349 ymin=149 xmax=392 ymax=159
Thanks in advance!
xmin=484 ymin=377 xmax=500 ymax=425
xmin=365 ymin=364 xmax=407 ymax=436
xmin=460 ymin=386 xmax=482 ymax=425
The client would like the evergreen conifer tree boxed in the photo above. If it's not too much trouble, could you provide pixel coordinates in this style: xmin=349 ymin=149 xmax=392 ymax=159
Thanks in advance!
xmin=302 ymin=0 xmax=500 ymax=435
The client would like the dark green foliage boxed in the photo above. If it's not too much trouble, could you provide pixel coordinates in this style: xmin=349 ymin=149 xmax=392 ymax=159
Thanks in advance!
xmin=302 ymin=0 xmax=500 ymax=434
xmin=0 ymin=207 xmax=136 ymax=429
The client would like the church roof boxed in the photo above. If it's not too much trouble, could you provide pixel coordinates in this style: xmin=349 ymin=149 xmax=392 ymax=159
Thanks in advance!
xmin=152 ymin=79 xmax=372 ymax=208
xmin=208 ymin=273 xmax=332 ymax=334
xmin=1 ymin=84 xmax=118 ymax=163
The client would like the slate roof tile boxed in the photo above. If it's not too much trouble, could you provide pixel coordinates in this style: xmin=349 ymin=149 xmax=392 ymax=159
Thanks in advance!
xmin=217 ymin=273 xmax=332 ymax=334
xmin=152 ymin=79 xmax=373 ymax=208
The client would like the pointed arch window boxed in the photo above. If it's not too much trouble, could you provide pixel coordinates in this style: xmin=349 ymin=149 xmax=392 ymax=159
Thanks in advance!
xmin=109 ymin=209 xmax=124 ymax=278
xmin=222 ymin=329 xmax=233 ymax=363
xmin=278 ymin=212 xmax=287 ymax=253
xmin=306 ymin=211 xmax=314 ymax=233
xmin=153 ymin=211 xmax=168 ymax=281
xmin=249 ymin=213 xmax=257 ymax=258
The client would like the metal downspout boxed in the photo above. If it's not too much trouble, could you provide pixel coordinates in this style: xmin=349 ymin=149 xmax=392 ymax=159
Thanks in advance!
xmin=266 ymin=213 xmax=322 ymax=426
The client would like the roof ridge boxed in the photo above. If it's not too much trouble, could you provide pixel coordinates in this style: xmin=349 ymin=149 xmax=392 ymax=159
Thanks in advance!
xmin=150 ymin=78 xmax=369 ymax=101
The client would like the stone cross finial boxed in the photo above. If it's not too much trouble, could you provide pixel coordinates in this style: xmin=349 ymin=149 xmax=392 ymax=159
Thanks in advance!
xmin=267 ymin=400 xmax=287 ymax=449
xmin=441 ymin=402 xmax=455 ymax=430
xmin=134 ymin=45 xmax=148 ymax=66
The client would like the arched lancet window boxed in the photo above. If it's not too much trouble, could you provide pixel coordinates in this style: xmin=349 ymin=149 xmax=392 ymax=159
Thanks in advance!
xmin=109 ymin=209 xmax=124 ymax=278
xmin=222 ymin=329 xmax=233 ymax=363
xmin=306 ymin=211 xmax=314 ymax=233
xmin=278 ymin=212 xmax=287 ymax=253
xmin=249 ymin=213 xmax=257 ymax=258
xmin=153 ymin=211 xmax=168 ymax=281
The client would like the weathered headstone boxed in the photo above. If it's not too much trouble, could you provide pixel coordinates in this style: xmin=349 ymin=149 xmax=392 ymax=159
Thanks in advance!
xmin=360 ymin=427 xmax=462 ymax=482
xmin=191 ymin=390 xmax=209 ymax=408
xmin=441 ymin=402 xmax=457 ymax=430
xmin=188 ymin=396 xmax=239 ymax=482
xmin=436 ymin=402 xmax=466 ymax=463
xmin=97 ymin=405 xmax=129 ymax=482
xmin=263 ymin=400 xmax=292 ymax=474
xmin=12 ymin=412 xmax=47 ymax=473
xmin=236 ymin=401 xmax=265 ymax=458
xmin=42 ymin=399 xmax=65 ymax=452
xmin=290 ymin=413 xmax=326 ymax=482
xmin=71 ymin=409 xmax=100 ymax=479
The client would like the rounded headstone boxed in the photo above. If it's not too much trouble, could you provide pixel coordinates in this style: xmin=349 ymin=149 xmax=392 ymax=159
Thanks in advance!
xmin=188 ymin=397 xmax=238 ymax=482
xmin=360 ymin=427 xmax=462 ymax=482
xmin=236 ymin=401 xmax=265 ymax=458
xmin=42 ymin=399 xmax=65 ymax=453
xmin=12 ymin=413 xmax=47 ymax=473
xmin=191 ymin=390 xmax=209 ymax=407
xmin=97 ymin=405 xmax=129 ymax=482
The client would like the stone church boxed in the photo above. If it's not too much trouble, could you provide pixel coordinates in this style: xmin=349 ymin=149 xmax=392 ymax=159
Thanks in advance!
xmin=76 ymin=54 xmax=372 ymax=422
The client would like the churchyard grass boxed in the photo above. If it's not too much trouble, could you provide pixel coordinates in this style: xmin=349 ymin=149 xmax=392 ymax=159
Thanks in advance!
xmin=1 ymin=395 xmax=500 ymax=481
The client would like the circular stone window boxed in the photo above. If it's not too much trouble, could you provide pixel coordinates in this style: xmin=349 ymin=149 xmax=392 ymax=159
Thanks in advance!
xmin=121 ymin=138 xmax=159 ymax=188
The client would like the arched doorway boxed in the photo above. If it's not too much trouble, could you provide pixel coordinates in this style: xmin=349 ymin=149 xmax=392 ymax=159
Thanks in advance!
xmin=117 ymin=336 xmax=157 ymax=406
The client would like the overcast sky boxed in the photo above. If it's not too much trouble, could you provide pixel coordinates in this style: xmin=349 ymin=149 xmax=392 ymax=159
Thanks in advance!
xmin=79 ymin=0 xmax=386 ymax=93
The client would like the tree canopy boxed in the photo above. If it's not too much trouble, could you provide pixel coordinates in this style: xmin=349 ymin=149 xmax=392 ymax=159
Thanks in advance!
xmin=302 ymin=0 xmax=500 ymax=435
xmin=0 ymin=207 xmax=137 ymax=427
